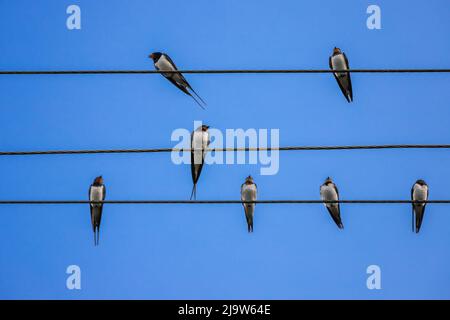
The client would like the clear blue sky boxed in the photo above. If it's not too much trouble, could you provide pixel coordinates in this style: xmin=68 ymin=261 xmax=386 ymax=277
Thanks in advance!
xmin=0 ymin=0 xmax=449 ymax=299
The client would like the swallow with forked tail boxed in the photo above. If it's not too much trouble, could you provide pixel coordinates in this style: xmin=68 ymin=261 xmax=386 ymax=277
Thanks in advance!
xmin=190 ymin=125 xmax=210 ymax=199
xmin=149 ymin=52 xmax=206 ymax=109
xmin=241 ymin=175 xmax=257 ymax=233
xmin=320 ymin=177 xmax=344 ymax=229
xmin=411 ymin=179 xmax=429 ymax=233
xmin=329 ymin=47 xmax=353 ymax=102
xmin=89 ymin=175 xmax=106 ymax=245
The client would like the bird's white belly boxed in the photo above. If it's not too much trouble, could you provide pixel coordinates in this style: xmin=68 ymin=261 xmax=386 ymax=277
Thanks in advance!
xmin=332 ymin=54 xmax=348 ymax=78
xmin=192 ymin=132 xmax=208 ymax=150
xmin=332 ymin=54 xmax=346 ymax=70
xmin=90 ymin=186 xmax=103 ymax=206
xmin=242 ymin=187 xmax=257 ymax=200
xmin=192 ymin=132 xmax=208 ymax=164
xmin=155 ymin=56 xmax=174 ymax=71
xmin=321 ymin=186 xmax=338 ymax=202
xmin=413 ymin=186 xmax=428 ymax=203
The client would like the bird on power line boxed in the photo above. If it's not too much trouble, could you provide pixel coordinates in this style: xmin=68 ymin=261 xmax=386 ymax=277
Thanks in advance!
xmin=89 ymin=176 xmax=106 ymax=246
xmin=411 ymin=179 xmax=429 ymax=233
xmin=149 ymin=52 xmax=206 ymax=109
xmin=329 ymin=47 xmax=353 ymax=103
xmin=241 ymin=175 xmax=258 ymax=233
xmin=190 ymin=125 xmax=210 ymax=200
xmin=320 ymin=177 xmax=344 ymax=229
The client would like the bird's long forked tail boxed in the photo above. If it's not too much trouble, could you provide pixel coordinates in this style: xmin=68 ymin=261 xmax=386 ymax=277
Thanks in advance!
xmin=93 ymin=225 xmax=100 ymax=246
xmin=188 ymin=87 xmax=206 ymax=110
xmin=414 ymin=205 xmax=425 ymax=233
xmin=245 ymin=215 xmax=251 ymax=233
xmin=328 ymin=207 xmax=344 ymax=229
xmin=346 ymin=90 xmax=353 ymax=103
xmin=244 ymin=205 xmax=254 ymax=233
xmin=190 ymin=183 xmax=197 ymax=200
xmin=412 ymin=207 xmax=415 ymax=233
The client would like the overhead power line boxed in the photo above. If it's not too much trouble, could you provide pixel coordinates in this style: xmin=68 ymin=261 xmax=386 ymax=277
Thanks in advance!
xmin=1 ymin=144 xmax=450 ymax=156
xmin=0 ymin=69 xmax=450 ymax=75
xmin=0 ymin=200 xmax=448 ymax=205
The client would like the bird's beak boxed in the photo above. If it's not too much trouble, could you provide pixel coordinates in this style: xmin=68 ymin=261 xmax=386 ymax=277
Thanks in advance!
xmin=149 ymin=54 xmax=154 ymax=59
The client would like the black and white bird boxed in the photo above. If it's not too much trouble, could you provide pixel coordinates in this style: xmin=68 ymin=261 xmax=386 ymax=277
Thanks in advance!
xmin=149 ymin=52 xmax=206 ymax=109
xmin=89 ymin=176 xmax=106 ymax=246
xmin=190 ymin=125 xmax=210 ymax=200
xmin=241 ymin=175 xmax=257 ymax=233
xmin=329 ymin=47 xmax=353 ymax=103
xmin=320 ymin=177 xmax=344 ymax=229
xmin=411 ymin=179 xmax=429 ymax=233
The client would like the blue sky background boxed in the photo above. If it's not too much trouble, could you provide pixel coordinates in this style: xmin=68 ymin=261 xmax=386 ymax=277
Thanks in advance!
xmin=0 ymin=0 xmax=450 ymax=299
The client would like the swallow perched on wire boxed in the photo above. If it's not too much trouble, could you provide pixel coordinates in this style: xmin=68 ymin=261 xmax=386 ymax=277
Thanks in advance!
xmin=241 ymin=175 xmax=257 ymax=233
xmin=149 ymin=52 xmax=206 ymax=109
xmin=411 ymin=179 xmax=429 ymax=233
xmin=89 ymin=176 xmax=106 ymax=245
xmin=190 ymin=125 xmax=210 ymax=200
xmin=320 ymin=177 xmax=344 ymax=229
xmin=329 ymin=47 xmax=353 ymax=103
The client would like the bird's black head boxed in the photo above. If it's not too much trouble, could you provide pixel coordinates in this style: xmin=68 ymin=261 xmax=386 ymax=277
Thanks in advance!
xmin=194 ymin=125 xmax=209 ymax=132
xmin=93 ymin=176 xmax=104 ymax=186
xmin=149 ymin=52 xmax=162 ymax=62
xmin=325 ymin=176 xmax=333 ymax=184
xmin=333 ymin=47 xmax=341 ymax=55
xmin=245 ymin=175 xmax=254 ymax=184
xmin=416 ymin=179 xmax=427 ymax=186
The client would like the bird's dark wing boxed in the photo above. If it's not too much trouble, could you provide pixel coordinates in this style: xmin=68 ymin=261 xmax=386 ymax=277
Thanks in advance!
xmin=190 ymin=151 xmax=202 ymax=183
xmin=190 ymin=133 xmax=195 ymax=182
xmin=96 ymin=186 xmax=105 ymax=228
xmin=166 ymin=76 xmax=205 ymax=109
xmin=335 ymin=74 xmax=352 ymax=103
xmin=163 ymin=54 xmax=179 ymax=71
xmin=163 ymin=54 xmax=206 ymax=108
xmin=333 ymin=184 xmax=341 ymax=224
xmin=164 ymin=54 xmax=191 ymax=85
xmin=326 ymin=205 xmax=343 ymax=229
xmin=343 ymin=53 xmax=353 ymax=101
xmin=411 ymin=184 xmax=416 ymax=232
xmin=327 ymin=183 xmax=343 ymax=228
xmin=166 ymin=76 xmax=190 ymax=95
xmin=415 ymin=204 xmax=426 ymax=233
xmin=334 ymin=184 xmax=339 ymax=198
xmin=88 ymin=185 xmax=95 ymax=231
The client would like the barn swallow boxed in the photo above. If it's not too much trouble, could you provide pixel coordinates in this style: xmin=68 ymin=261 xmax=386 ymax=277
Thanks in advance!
xmin=89 ymin=176 xmax=106 ymax=245
xmin=149 ymin=52 xmax=206 ymax=109
xmin=241 ymin=175 xmax=257 ymax=233
xmin=411 ymin=179 xmax=429 ymax=233
xmin=190 ymin=125 xmax=210 ymax=200
xmin=320 ymin=177 xmax=344 ymax=229
xmin=329 ymin=47 xmax=353 ymax=103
